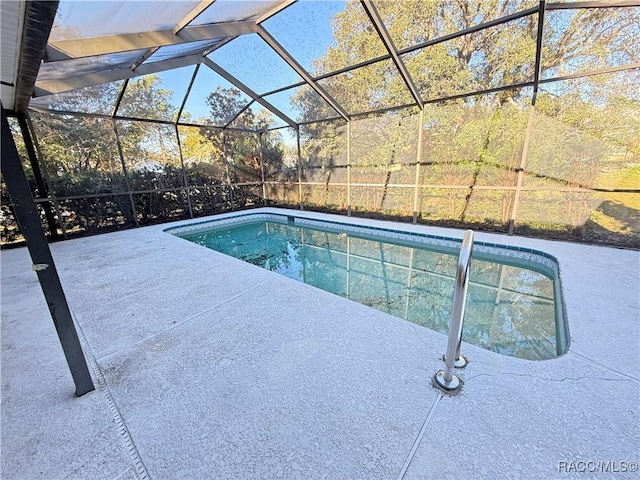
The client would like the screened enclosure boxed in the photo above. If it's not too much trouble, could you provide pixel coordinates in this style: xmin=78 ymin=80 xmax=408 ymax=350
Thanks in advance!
xmin=2 ymin=0 xmax=639 ymax=248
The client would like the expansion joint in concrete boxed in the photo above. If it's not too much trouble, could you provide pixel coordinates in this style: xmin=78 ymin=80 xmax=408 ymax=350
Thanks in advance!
xmin=568 ymin=350 xmax=640 ymax=383
xmin=396 ymin=392 xmax=443 ymax=480
xmin=72 ymin=311 xmax=151 ymax=480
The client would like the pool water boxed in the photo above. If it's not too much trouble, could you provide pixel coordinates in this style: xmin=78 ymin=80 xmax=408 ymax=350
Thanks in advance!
xmin=178 ymin=220 xmax=565 ymax=360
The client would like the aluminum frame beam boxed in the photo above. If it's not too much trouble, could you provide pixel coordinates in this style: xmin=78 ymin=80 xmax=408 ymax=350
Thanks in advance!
xmin=130 ymin=48 xmax=162 ymax=71
xmin=223 ymin=100 xmax=255 ymax=129
xmin=130 ymin=0 xmax=218 ymax=71
xmin=1 ymin=104 xmax=94 ymax=397
xmin=176 ymin=64 xmax=200 ymax=122
xmin=546 ymin=0 xmax=640 ymax=9
xmin=256 ymin=25 xmax=350 ymax=121
xmin=255 ymin=0 xmax=297 ymax=24
xmin=46 ymin=21 xmax=257 ymax=62
xmin=112 ymin=79 xmax=129 ymax=117
xmin=34 ymin=53 xmax=205 ymax=97
xmin=28 ymin=106 xmax=260 ymax=133
xmin=509 ymin=106 xmax=535 ymax=234
xmin=203 ymin=57 xmax=298 ymax=128
xmin=174 ymin=0 xmax=218 ymax=33
xmin=397 ymin=7 xmax=539 ymax=57
xmin=360 ymin=0 xmax=423 ymax=108
xmin=174 ymin=123 xmax=195 ymax=217
xmin=532 ymin=0 xmax=547 ymax=104
xmin=111 ymin=119 xmax=139 ymax=227
xmin=539 ymin=62 xmax=640 ymax=84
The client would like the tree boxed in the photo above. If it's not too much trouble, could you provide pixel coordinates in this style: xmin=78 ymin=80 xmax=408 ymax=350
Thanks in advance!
xmin=31 ymin=76 xmax=181 ymax=178
xmin=28 ymin=76 xmax=186 ymax=231
xmin=199 ymin=87 xmax=287 ymax=184
xmin=179 ymin=125 xmax=217 ymax=165
xmin=294 ymin=0 xmax=639 ymax=135
xmin=117 ymin=75 xmax=176 ymax=121
xmin=291 ymin=0 xmax=639 ymax=241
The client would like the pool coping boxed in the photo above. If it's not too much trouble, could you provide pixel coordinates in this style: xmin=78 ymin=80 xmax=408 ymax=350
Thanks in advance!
xmin=164 ymin=210 xmax=561 ymax=272
xmin=165 ymin=209 xmax=570 ymax=358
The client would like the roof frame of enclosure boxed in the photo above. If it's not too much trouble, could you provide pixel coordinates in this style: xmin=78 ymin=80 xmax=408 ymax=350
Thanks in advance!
xmin=45 ymin=21 xmax=256 ymax=62
xmin=256 ymin=26 xmax=350 ymax=122
xmin=203 ymin=57 xmax=297 ymax=128
xmin=360 ymin=0 xmax=423 ymax=108
xmin=129 ymin=0 xmax=220 ymax=70
xmin=8 ymin=0 xmax=639 ymax=131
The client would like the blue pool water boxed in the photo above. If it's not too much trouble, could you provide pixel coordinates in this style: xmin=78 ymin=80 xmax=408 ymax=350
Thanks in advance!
xmin=173 ymin=215 xmax=568 ymax=360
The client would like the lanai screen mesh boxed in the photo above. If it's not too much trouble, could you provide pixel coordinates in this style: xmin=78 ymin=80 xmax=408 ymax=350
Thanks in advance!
xmin=2 ymin=1 xmax=638 ymax=247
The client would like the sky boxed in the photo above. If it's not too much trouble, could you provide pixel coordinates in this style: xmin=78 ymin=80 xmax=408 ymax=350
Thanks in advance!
xmin=50 ymin=0 xmax=349 ymax=133
xmin=163 ymin=1 xmax=347 ymax=125
xmin=43 ymin=0 xmax=631 ymax=144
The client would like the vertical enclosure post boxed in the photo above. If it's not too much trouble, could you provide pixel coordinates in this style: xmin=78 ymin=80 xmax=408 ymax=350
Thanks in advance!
xmin=412 ymin=108 xmax=424 ymax=224
xmin=508 ymin=106 xmax=535 ymax=234
xmin=258 ymin=131 xmax=267 ymax=206
xmin=1 ymin=106 xmax=94 ymax=397
xmin=347 ymin=121 xmax=352 ymax=216
xmin=112 ymin=120 xmax=139 ymax=227
xmin=510 ymin=0 xmax=546 ymax=234
xmin=24 ymin=113 xmax=67 ymax=238
xmin=174 ymin=124 xmax=194 ymax=218
xmin=16 ymin=114 xmax=60 ymax=239
xmin=296 ymin=127 xmax=303 ymax=210
xmin=222 ymin=133 xmax=235 ymax=211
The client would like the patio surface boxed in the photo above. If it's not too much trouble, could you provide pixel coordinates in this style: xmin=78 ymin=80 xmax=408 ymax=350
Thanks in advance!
xmin=1 ymin=207 xmax=638 ymax=479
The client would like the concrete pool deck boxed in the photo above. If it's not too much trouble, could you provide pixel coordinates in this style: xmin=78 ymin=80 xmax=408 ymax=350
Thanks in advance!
xmin=1 ymin=207 xmax=638 ymax=479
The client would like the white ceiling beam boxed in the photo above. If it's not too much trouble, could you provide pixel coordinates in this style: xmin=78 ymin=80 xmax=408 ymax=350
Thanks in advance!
xmin=0 ymin=0 xmax=26 ymax=111
xmin=130 ymin=0 xmax=218 ymax=71
xmin=34 ymin=54 xmax=205 ymax=97
xmin=46 ymin=21 xmax=257 ymax=62
xmin=173 ymin=0 xmax=217 ymax=33
xmin=255 ymin=0 xmax=297 ymax=24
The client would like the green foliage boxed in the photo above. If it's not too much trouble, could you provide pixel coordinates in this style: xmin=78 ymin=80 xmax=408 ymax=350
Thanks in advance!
xmin=1 ymin=176 xmax=22 ymax=243
xmin=293 ymin=0 xmax=639 ymax=246
xmin=199 ymin=87 xmax=288 ymax=184
xmin=31 ymin=111 xmax=120 ymax=175
xmin=119 ymin=75 xmax=177 ymax=121
xmin=179 ymin=126 xmax=217 ymax=164
xmin=6 ymin=2 xmax=638 ymax=248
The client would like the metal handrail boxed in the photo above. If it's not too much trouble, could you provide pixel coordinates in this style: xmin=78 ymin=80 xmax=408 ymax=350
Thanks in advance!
xmin=434 ymin=230 xmax=474 ymax=393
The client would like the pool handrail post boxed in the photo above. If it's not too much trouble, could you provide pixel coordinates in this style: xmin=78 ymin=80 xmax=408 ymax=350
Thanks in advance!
xmin=434 ymin=229 xmax=474 ymax=393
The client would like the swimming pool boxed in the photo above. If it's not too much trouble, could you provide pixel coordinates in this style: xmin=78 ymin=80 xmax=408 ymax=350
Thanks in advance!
xmin=167 ymin=212 xmax=569 ymax=361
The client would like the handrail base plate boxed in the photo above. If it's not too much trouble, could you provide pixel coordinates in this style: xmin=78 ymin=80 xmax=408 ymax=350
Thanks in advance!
xmin=433 ymin=371 xmax=462 ymax=394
